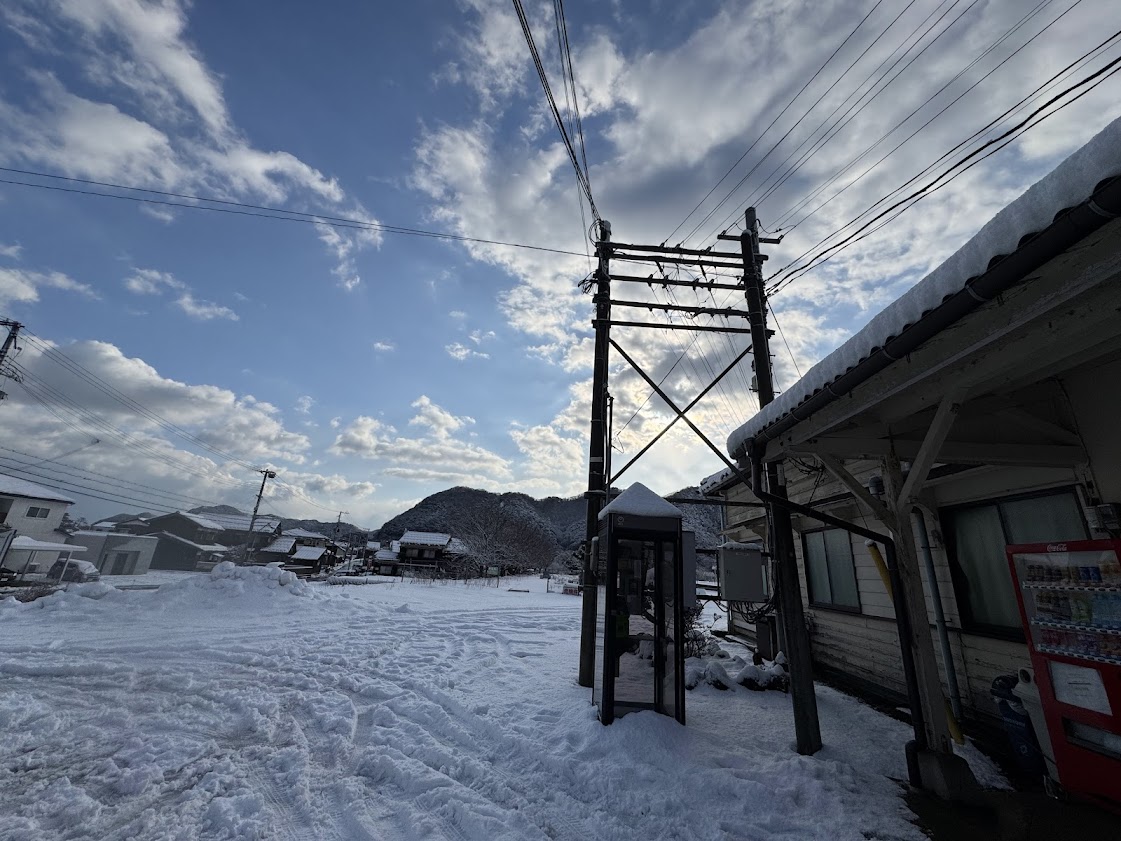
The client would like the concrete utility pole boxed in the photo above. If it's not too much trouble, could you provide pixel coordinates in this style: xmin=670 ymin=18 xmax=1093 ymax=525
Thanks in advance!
xmin=245 ymin=468 xmax=276 ymax=564
xmin=739 ymin=208 xmax=822 ymax=755
xmin=0 ymin=319 xmax=23 ymax=402
xmin=579 ymin=219 xmax=611 ymax=688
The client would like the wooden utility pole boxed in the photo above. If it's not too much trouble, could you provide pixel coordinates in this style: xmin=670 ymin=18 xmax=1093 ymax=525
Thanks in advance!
xmin=245 ymin=468 xmax=276 ymax=564
xmin=0 ymin=319 xmax=23 ymax=402
xmin=579 ymin=219 xmax=611 ymax=688
xmin=739 ymin=207 xmax=822 ymax=755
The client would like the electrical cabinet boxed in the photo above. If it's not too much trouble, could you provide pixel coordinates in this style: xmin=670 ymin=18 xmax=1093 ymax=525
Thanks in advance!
xmin=718 ymin=543 xmax=768 ymax=602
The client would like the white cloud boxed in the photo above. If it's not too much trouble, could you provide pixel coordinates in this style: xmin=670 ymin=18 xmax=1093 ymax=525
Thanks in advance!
xmin=0 ymin=267 xmax=96 ymax=307
xmin=372 ymin=340 xmax=395 ymax=352
xmin=124 ymin=268 xmax=185 ymax=295
xmin=408 ymin=395 xmax=473 ymax=439
xmin=448 ymin=310 xmax=467 ymax=320
xmin=469 ymin=329 xmax=496 ymax=344
xmin=175 ymin=292 xmax=238 ymax=321
xmin=445 ymin=342 xmax=490 ymax=360
xmin=329 ymin=416 xmax=341 ymax=429
xmin=0 ymin=243 xmax=23 ymax=259
xmin=295 ymin=395 xmax=315 ymax=414
xmin=0 ymin=0 xmax=382 ymax=289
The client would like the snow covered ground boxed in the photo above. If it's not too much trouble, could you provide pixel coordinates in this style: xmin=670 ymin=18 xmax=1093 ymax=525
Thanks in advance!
xmin=0 ymin=565 xmax=1004 ymax=840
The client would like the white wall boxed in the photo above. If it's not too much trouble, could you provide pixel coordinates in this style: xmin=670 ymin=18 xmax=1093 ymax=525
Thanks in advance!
xmin=0 ymin=494 xmax=69 ymax=541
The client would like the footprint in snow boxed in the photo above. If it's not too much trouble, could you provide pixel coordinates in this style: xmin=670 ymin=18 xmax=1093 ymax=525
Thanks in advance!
xmin=394 ymin=604 xmax=412 ymax=613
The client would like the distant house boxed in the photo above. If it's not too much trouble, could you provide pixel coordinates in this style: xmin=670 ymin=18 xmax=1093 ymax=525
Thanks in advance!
xmin=139 ymin=511 xmax=282 ymax=570
xmin=67 ymin=531 xmax=159 ymax=576
xmin=256 ymin=528 xmax=331 ymax=572
xmin=395 ymin=531 xmax=472 ymax=575
xmin=0 ymin=475 xmax=77 ymax=575
xmin=149 ymin=532 xmax=228 ymax=571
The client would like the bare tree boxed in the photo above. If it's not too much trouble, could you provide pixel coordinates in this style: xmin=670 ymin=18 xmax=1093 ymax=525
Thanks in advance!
xmin=458 ymin=497 xmax=558 ymax=576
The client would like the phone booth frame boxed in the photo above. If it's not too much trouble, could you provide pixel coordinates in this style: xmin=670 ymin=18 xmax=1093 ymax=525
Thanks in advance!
xmin=592 ymin=484 xmax=686 ymax=726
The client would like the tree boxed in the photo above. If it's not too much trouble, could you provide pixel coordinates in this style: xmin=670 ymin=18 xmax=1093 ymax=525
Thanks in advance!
xmin=458 ymin=497 xmax=559 ymax=576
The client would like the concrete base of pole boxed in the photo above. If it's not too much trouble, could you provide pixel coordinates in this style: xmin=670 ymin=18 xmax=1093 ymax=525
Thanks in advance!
xmin=915 ymin=747 xmax=985 ymax=805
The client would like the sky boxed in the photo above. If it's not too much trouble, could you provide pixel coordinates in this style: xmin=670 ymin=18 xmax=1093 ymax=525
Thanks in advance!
xmin=0 ymin=0 xmax=1118 ymax=529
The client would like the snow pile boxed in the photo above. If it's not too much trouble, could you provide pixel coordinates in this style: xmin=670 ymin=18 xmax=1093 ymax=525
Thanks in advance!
xmin=686 ymin=648 xmax=789 ymax=692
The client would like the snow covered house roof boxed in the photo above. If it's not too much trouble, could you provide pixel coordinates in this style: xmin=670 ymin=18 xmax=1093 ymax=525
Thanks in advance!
xmin=399 ymin=531 xmax=451 ymax=547
xmin=446 ymin=537 xmax=469 ymax=555
xmin=366 ymin=541 xmax=380 ymax=551
xmin=10 ymin=536 xmax=86 ymax=552
xmin=727 ymin=116 xmax=1121 ymax=462
xmin=173 ymin=512 xmax=224 ymax=531
xmin=291 ymin=546 xmax=326 ymax=562
xmin=0 ymin=475 xmax=75 ymax=504
xmin=374 ymin=548 xmax=399 ymax=561
xmin=156 ymin=532 xmax=228 ymax=554
xmin=599 ymin=483 xmax=681 ymax=521
xmin=283 ymin=528 xmax=328 ymax=540
xmin=260 ymin=536 xmax=296 ymax=554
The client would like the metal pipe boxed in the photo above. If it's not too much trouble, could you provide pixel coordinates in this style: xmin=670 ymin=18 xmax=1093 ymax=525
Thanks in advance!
xmin=913 ymin=509 xmax=963 ymax=722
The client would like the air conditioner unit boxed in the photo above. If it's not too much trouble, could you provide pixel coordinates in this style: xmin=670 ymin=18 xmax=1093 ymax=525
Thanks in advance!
xmin=718 ymin=542 xmax=768 ymax=602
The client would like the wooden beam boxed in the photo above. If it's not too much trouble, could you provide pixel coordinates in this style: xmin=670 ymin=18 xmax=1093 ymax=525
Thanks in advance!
xmin=792 ymin=436 xmax=1087 ymax=467
xmin=816 ymin=453 xmax=896 ymax=529
xmin=994 ymin=408 xmax=1083 ymax=446
xmin=898 ymin=394 xmax=961 ymax=507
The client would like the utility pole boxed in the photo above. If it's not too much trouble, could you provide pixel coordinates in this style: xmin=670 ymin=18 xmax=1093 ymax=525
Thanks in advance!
xmin=245 ymin=468 xmax=276 ymax=565
xmin=738 ymin=207 xmax=822 ymax=755
xmin=579 ymin=219 xmax=611 ymax=687
xmin=0 ymin=319 xmax=23 ymax=402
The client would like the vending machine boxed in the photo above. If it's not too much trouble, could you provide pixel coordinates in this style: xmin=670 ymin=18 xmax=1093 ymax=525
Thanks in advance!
xmin=1007 ymin=539 xmax=1121 ymax=809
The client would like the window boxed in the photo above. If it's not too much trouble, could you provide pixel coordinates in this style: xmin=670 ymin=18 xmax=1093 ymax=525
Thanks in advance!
xmin=943 ymin=488 xmax=1087 ymax=635
xmin=802 ymin=528 xmax=860 ymax=611
xmin=26 ymin=506 xmax=50 ymax=519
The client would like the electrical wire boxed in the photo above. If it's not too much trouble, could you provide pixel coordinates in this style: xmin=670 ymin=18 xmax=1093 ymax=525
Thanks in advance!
xmin=0 ymin=168 xmax=587 ymax=258
xmin=665 ymin=0 xmax=892 ymax=245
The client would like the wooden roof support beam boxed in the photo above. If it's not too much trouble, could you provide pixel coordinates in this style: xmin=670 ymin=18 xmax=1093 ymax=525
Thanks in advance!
xmin=816 ymin=453 xmax=896 ymax=530
xmin=898 ymin=392 xmax=961 ymax=509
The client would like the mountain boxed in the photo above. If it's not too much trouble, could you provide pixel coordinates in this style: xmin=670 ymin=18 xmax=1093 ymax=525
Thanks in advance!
xmin=372 ymin=484 xmax=722 ymax=572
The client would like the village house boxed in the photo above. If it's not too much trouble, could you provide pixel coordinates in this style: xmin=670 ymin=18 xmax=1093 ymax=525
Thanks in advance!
xmin=66 ymin=530 xmax=159 ymax=576
xmin=0 ymin=475 xmax=84 ymax=576
xmin=140 ymin=511 xmax=282 ymax=570
xmin=709 ymin=121 xmax=1121 ymax=755
xmin=255 ymin=527 xmax=332 ymax=571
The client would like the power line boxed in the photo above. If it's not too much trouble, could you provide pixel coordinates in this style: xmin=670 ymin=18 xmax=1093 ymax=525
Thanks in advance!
xmin=511 ymin=0 xmax=600 ymax=221
xmin=768 ymin=0 xmax=1072 ymax=232
xmin=0 ymin=168 xmax=588 ymax=258
xmin=769 ymin=45 xmax=1121 ymax=292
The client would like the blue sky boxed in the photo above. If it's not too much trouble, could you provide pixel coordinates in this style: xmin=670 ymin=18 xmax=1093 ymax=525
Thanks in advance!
xmin=1 ymin=0 xmax=1118 ymax=527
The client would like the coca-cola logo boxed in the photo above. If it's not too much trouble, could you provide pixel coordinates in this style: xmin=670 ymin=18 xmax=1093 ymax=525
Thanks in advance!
xmin=1046 ymin=543 xmax=1067 ymax=552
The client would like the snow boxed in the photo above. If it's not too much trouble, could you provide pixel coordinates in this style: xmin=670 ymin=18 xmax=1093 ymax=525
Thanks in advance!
xmin=0 ymin=563 xmax=1007 ymax=840
xmin=283 ymin=528 xmax=328 ymax=540
xmin=399 ymin=530 xmax=452 ymax=547
xmin=260 ymin=536 xmax=297 ymax=554
xmin=11 ymin=536 xmax=86 ymax=552
xmin=728 ymin=115 xmax=1121 ymax=459
xmin=290 ymin=545 xmax=326 ymax=561
xmin=599 ymin=482 xmax=683 ymax=520
xmin=0 ymin=474 xmax=76 ymax=503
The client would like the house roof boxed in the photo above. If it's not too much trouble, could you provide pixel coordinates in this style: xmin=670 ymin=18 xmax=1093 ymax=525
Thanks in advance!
xmin=291 ymin=546 xmax=326 ymax=561
xmin=71 ymin=530 xmax=157 ymax=541
xmin=155 ymin=531 xmax=228 ymax=553
xmin=166 ymin=511 xmax=281 ymax=533
xmin=399 ymin=531 xmax=450 ymax=547
xmin=374 ymin=548 xmax=399 ymax=561
xmin=446 ymin=537 xmax=469 ymax=555
xmin=727 ymin=115 xmax=1121 ymax=461
xmin=366 ymin=541 xmax=381 ymax=550
xmin=10 ymin=536 xmax=86 ymax=552
xmin=283 ymin=528 xmax=328 ymax=540
xmin=0 ymin=474 xmax=75 ymax=504
xmin=260 ymin=536 xmax=296 ymax=554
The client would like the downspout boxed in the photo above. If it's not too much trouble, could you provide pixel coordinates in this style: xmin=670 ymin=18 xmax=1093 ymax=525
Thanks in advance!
xmin=913 ymin=509 xmax=963 ymax=723
xmin=748 ymin=454 xmax=927 ymax=787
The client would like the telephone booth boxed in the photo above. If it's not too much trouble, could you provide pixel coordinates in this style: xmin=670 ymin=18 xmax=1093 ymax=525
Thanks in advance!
xmin=592 ymin=483 xmax=686 ymax=725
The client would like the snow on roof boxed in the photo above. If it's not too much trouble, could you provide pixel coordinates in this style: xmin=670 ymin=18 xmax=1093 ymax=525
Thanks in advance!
xmin=174 ymin=511 xmax=281 ymax=533
xmin=71 ymin=530 xmax=157 ymax=540
xmin=374 ymin=548 xmax=399 ymax=561
xmin=0 ymin=475 xmax=75 ymax=504
xmin=260 ymin=536 xmax=296 ymax=554
xmin=446 ymin=537 xmax=469 ymax=555
xmin=10 ymin=536 xmax=86 ymax=552
xmin=173 ymin=511 xmax=224 ymax=531
xmin=291 ymin=546 xmax=326 ymax=561
xmin=599 ymin=483 xmax=682 ymax=520
xmin=699 ymin=467 xmax=733 ymax=494
xmin=284 ymin=528 xmax=328 ymax=540
xmin=399 ymin=531 xmax=451 ymax=547
xmin=366 ymin=541 xmax=380 ymax=550
xmin=727 ymin=115 xmax=1121 ymax=459
xmin=156 ymin=532 xmax=228 ymax=553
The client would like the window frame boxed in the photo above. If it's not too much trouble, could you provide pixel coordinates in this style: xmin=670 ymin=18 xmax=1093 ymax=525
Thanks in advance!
xmin=801 ymin=526 xmax=862 ymax=614
xmin=941 ymin=485 xmax=1089 ymax=641
xmin=26 ymin=506 xmax=50 ymax=519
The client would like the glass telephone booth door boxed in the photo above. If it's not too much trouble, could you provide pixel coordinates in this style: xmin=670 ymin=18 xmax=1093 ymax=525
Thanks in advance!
xmin=592 ymin=483 xmax=686 ymax=725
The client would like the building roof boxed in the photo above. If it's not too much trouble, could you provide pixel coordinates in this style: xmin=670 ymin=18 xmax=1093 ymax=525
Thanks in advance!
xmin=259 ymin=536 xmax=296 ymax=554
xmin=291 ymin=545 xmax=326 ymax=561
xmin=374 ymin=548 xmax=399 ymax=561
xmin=71 ymin=530 xmax=157 ymax=541
xmin=727 ymin=115 xmax=1121 ymax=461
xmin=155 ymin=531 xmax=228 ymax=554
xmin=446 ymin=537 xmax=469 ymax=555
xmin=599 ymin=482 xmax=682 ymax=520
xmin=399 ymin=531 xmax=451 ymax=547
xmin=283 ymin=528 xmax=328 ymax=540
xmin=366 ymin=540 xmax=381 ymax=551
xmin=0 ymin=475 xmax=75 ymax=504
xmin=11 ymin=536 xmax=86 ymax=552
xmin=166 ymin=511 xmax=281 ymax=533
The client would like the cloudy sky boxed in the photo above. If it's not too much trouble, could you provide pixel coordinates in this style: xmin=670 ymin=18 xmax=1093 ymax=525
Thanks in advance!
xmin=0 ymin=0 xmax=1117 ymax=528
